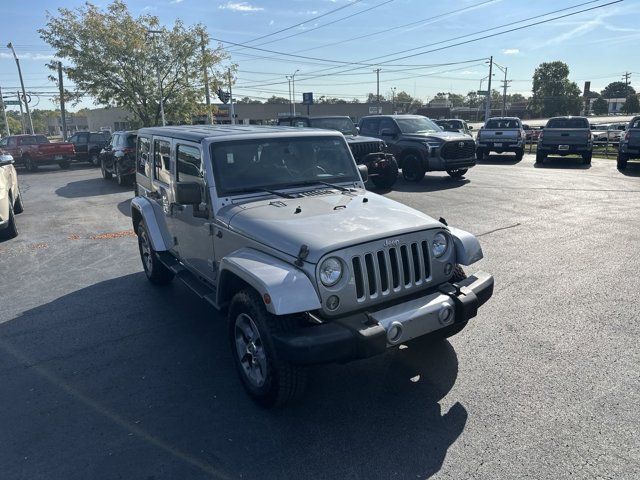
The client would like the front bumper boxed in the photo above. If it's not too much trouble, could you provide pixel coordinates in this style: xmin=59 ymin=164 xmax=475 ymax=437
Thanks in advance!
xmin=272 ymin=271 xmax=494 ymax=365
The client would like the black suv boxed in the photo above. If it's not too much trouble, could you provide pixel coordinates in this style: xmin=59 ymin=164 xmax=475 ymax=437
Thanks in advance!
xmin=69 ymin=131 xmax=111 ymax=165
xmin=99 ymin=131 xmax=137 ymax=186
xmin=359 ymin=115 xmax=476 ymax=180
xmin=277 ymin=115 xmax=398 ymax=189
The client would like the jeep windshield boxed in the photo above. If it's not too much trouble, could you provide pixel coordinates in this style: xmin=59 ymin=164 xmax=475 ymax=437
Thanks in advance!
xmin=395 ymin=117 xmax=441 ymax=134
xmin=211 ymin=136 xmax=359 ymax=195
xmin=309 ymin=117 xmax=355 ymax=135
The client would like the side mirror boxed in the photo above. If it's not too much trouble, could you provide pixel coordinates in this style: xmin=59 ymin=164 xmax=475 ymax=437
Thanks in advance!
xmin=175 ymin=181 xmax=202 ymax=205
xmin=0 ymin=154 xmax=14 ymax=166
xmin=357 ymin=164 xmax=368 ymax=182
xmin=380 ymin=128 xmax=396 ymax=138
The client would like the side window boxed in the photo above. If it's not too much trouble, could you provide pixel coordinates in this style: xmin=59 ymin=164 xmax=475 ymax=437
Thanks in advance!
xmin=137 ymin=136 xmax=151 ymax=175
xmin=0 ymin=138 xmax=7 ymax=148
xmin=7 ymin=137 xmax=17 ymax=147
xmin=379 ymin=118 xmax=397 ymax=134
xmin=21 ymin=136 xmax=36 ymax=146
xmin=69 ymin=134 xmax=78 ymax=143
xmin=110 ymin=134 xmax=119 ymax=148
xmin=153 ymin=139 xmax=171 ymax=184
xmin=360 ymin=118 xmax=380 ymax=136
xmin=78 ymin=133 xmax=88 ymax=143
xmin=176 ymin=144 xmax=203 ymax=183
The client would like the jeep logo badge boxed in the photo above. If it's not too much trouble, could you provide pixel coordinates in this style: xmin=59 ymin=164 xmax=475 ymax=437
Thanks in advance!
xmin=383 ymin=239 xmax=400 ymax=248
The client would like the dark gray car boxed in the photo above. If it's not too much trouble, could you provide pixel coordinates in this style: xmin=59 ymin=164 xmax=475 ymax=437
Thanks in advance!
xmin=537 ymin=116 xmax=593 ymax=165
xmin=617 ymin=116 xmax=640 ymax=171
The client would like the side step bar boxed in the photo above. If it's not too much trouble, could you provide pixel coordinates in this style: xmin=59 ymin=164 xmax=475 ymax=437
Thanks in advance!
xmin=157 ymin=252 xmax=219 ymax=309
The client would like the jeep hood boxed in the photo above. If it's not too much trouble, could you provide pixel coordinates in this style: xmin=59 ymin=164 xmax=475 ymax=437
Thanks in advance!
xmin=218 ymin=190 xmax=443 ymax=263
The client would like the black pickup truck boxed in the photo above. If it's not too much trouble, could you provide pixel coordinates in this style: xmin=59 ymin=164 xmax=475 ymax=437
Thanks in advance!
xmin=537 ymin=116 xmax=593 ymax=165
xmin=277 ymin=115 xmax=398 ymax=188
xmin=69 ymin=131 xmax=111 ymax=165
xmin=617 ymin=116 xmax=640 ymax=171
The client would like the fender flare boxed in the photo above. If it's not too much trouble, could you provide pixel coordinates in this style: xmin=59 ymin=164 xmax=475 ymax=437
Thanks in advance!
xmin=218 ymin=248 xmax=321 ymax=316
xmin=448 ymin=227 xmax=483 ymax=266
xmin=130 ymin=196 xmax=173 ymax=251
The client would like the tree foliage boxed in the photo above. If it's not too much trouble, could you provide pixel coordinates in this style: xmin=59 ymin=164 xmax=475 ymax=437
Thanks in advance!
xmin=601 ymin=81 xmax=635 ymax=99
xmin=530 ymin=61 xmax=581 ymax=117
xmin=236 ymin=96 xmax=262 ymax=104
xmin=592 ymin=97 xmax=608 ymax=115
xmin=39 ymin=1 xmax=232 ymax=126
xmin=265 ymin=96 xmax=289 ymax=104
xmin=622 ymin=94 xmax=640 ymax=114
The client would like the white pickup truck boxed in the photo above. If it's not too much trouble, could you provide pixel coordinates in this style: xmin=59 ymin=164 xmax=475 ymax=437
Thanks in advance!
xmin=475 ymin=117 xmax=525 ymax=161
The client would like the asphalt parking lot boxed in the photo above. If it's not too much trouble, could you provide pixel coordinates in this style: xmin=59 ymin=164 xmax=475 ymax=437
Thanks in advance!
xmin=1 ymin=155 xmax=639 ymax=480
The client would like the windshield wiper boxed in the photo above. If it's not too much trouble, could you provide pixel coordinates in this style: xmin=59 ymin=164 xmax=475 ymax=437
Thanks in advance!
xmin=232 ymin=187 xmax=295 ymax=199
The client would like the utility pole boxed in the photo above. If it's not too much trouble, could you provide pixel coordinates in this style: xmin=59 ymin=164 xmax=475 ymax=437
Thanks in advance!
xmin=374 ymin=68 xmax=381 ymax=114
xmin=200 ymin=31 xmax=213 ymax=125
xmin=391 ymin=87 xmax=396 ymax=113
xmin=286 ymin=76 xmax=292 ymax=116
xmin=17 ymin=91 xmax=25 ymax=134
xmin=57 ymin=62 xmax=68 ymax=140
xmin=493 ymin=61 xmax=510 ymax=117
xmin=228 ymin=68 xmax=235 ymax=125
xmin=622 ymin=71 xmax=632 ymax=94
xmin=291 ymin=69 xmax=299 ymax=116
xmin=0 ymin=85 xmax=9 ymax=136
xmin=147 ymin=30 xmax=166 ymax=126
xmin=7 ymin=42 xmax=33 ymax=134
xmin=485 ymin=56 xmax=493 ymax=121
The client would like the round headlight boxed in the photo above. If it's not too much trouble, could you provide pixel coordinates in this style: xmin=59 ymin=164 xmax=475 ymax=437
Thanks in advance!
xmin=319 ymin=257 xmax=343 ymax=287
xmin=432 ymin=232 xmax=449 ymax=258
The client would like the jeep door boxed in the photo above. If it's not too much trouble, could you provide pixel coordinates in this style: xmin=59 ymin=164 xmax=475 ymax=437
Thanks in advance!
xmin=169 ymin=141 xmax=216 ymax=282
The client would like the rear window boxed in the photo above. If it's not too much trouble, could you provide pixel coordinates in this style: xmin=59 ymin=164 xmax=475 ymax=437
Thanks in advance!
xmin=485 ymin=119 xmax=520 ymax=129
xmin=90 ymin=133 xmax=109 ymax=142
xmin=546 ymin=118 xmax=589 ymax=129
xmin=125 ymin=134 xmax=136 ymax=148
xmin=35 ymin=135 xmax=49 ymax=144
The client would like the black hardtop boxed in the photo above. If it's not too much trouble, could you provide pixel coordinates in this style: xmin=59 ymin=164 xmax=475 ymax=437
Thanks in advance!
xmin=137 ymin=124 xmax=335 ymax=143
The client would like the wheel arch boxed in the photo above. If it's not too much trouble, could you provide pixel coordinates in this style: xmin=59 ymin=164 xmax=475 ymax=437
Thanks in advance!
xmin=217 ymin=248 xmax=321 ymax=316
xmin=130 ymin=196 xmax=173 ymax=251
xmin=448 ymin=227 xmax=484 ymax=266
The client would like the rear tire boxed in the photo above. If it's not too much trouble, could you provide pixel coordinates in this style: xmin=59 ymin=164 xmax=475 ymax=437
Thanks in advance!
xmin=535 ymin=152 xmax=546 ymax=164
xmin=401 ymin=152 xmax=425 ymax=182
xmin=0 ymin=200 xmax=18 ymax=240
xmin=617 ymin=153 xmax=628 ymax=171
xmin=515 ymin=149 xmax=524 ymax=161
xmin=101 ymin=159 xmax=112 ymax=180
xmin=59 ymin=160 xmax=70 ymax=169
xmin=370 ymin=157 xmax=398 ymax=189
xmin=475 ymin=148 xmax=484 ymax=161
xmin=137 ymin=221 xmax=174 ymax=285
xmin=91 ymin=153 xmax=100 ymax=166
xmin=229 ymin=289 xmax=307 ymax=408
xmin=582 ymin=152 xmax=592 ymax=165
xmin=23 ymin=155 xmax=37 ymax=172
xmin=115 ymin=162 xmax=128 ymax=186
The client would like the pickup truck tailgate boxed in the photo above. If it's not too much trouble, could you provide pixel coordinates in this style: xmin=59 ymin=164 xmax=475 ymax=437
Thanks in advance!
xmin=480 ymin=130 xmax=519 ymax=142
xmin=542 ymin=129 xmax=590 ymax=146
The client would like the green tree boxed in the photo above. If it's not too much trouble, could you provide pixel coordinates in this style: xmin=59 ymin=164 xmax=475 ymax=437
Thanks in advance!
xmin=622 ymin=94 xmax=640 ymax=114
xmin=366 ymin=92 xmax=387 ymax=103
xmin=236 ymin=96 xmax=262 ymax=104
xmin=530 ymin=61 xmax=582 ymax=117
xmin=509 ymin=93 xmax=527 ymax=104
xmin=39 ymin=1 xmax=232 ymax=126
xmin=265 ymin=96 xmax=289 ymax=104
xmin=601 ymin=81 xmax=635 ymax=99
xmin=447 ymin=93 xmax=465 ymax=107
xmin=464 ymin=91 xmax=481 ymax=108
xmin=592 ymin=97 xmax=608 ymax=115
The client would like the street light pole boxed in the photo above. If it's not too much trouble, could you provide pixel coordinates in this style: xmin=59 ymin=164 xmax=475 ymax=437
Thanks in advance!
xmin=147 ymin=30 xmax=166 ymax=126
xmin=7 ymin=42 xmax=33 ymax=134
xmin=291 ymin=69 xmax=299 ymax=116
xmin=493 ymin=61 xmax=510 ymax=117
xmin=485 ymin=56 xmax=493 ymax=121
xmin=286 ymin=75 xmax=292 ymax=116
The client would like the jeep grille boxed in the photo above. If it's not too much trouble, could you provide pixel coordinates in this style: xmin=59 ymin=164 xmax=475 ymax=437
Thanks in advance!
xmin=349 ymin=141 xmax=382 ymax=162
xmin=441 ymin=140 xmax=475 ymax=161
xmin=351 ymin=241 xmax=431 ymax=302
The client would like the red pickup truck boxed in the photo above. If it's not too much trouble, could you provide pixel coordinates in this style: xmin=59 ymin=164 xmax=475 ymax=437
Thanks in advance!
xmin=0 ymin=134 xmax=75 ymax=171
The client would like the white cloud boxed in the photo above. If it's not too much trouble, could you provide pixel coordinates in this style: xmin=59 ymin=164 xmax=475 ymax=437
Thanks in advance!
xmin=502 ymin=48 xmax=519 ymax=55
xmin=219 ymin=2 xmax=263 ymax=12
xmin=269 ymin=19 xmax=274 ymax=26
xmin=170 ymin=0 xmax=184 ymax=4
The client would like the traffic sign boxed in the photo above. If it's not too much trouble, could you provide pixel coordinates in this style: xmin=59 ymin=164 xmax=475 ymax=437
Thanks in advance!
xmin=302 ymin=92 xmax=313 ymax=105
xmin=477 ymin=90 xmax=488 ymax=96
xmin=4 ymin=100 xmax=20 ymax=105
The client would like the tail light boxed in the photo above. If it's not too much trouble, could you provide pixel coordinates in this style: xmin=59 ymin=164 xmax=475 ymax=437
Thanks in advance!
xmin=538 ymin=131 xmax=544 ymax=140
xmin=586 ymin=131 xmax=592 ymax=140
xmin=625 ymin=131 xmax=631 ymax=141
xmin=517 ymin=130 xmax=522 ymax=139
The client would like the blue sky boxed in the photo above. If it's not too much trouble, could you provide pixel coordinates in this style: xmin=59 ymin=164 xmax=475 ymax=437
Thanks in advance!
xmin=1 ymin=0 xmax=639 ymax=112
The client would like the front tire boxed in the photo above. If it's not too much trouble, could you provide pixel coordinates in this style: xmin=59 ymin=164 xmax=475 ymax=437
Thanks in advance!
xmin=370 ymin=157 xmax=399 ymax=189
xmin=137 ymin=221 xmax=174 ymax=285
xmin=13 ymin=193 xmax=24 ymax=214
xmin=446 ymin=168 xmax=468 ymax=179
xmin=401 ymin=152 xmax=425 ymax=182
xmin=101 ymin=159 xmax=112 ymax=180
xmin=229 ymin=289 xmax=307 ymax=408
xmin=617 ymin=153 xmax=628 ymax=171
xmin=582 ymin=152 xmax=592 ymax=165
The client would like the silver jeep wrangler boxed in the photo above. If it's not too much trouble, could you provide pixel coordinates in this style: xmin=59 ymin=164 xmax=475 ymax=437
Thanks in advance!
xmin=131 ymin=125 xmax=493 ymax=407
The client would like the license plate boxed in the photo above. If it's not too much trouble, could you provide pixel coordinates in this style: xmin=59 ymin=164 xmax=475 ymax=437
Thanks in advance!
xmin=54 ymin=155 xmax=63 ymax=160
xmin=494 ymin=143 xmax=502 ymax=147
xmin=558 ymin=145 xmax=569 ymax=151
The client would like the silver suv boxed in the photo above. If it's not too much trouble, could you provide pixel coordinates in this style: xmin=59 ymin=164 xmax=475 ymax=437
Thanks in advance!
xmin=131 ymin=126 xmax=494 ymax=407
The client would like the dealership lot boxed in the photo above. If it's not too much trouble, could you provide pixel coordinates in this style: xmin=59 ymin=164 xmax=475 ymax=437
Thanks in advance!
xmin=1 ymin=157 xmax=639 ymax=479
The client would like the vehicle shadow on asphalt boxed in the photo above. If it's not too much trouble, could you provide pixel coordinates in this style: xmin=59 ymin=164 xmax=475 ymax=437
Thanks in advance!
xmin=0 ymin=273 xmax=466 ymax=479
xmin=391 ymin=175 xmax=470 ymax=193
xmin=55 ymin=177 xmax=134 ymax=198
xmin=477 ymin=154 xmax=521 ymax=165
xmin=15 ymin=163 xmax=96 ymax=175
xmin=534 ymin=157 xmax=591 ymax=169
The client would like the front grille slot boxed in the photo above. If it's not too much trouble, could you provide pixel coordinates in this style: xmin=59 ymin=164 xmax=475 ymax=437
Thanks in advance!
xmin=351 ymin=239 xmax=431 ymax=303
xmin=441 ymin=141 xmax=475 ymax=161
xmin=349 ymin=141 xmax=381 ymax=162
